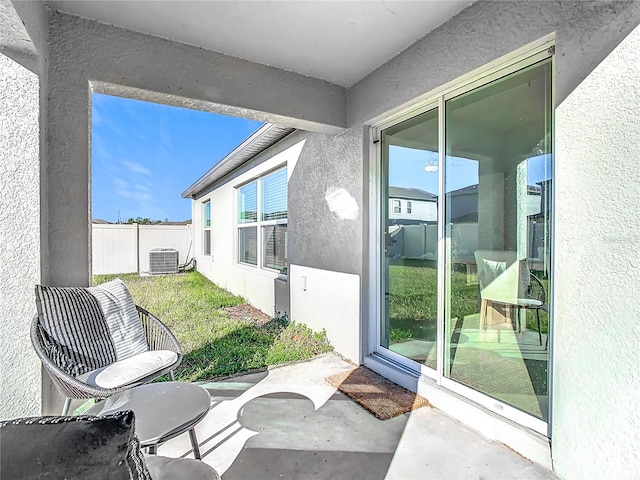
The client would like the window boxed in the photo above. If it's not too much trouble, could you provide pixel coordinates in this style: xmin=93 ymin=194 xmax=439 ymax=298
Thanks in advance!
xmin=203 ymin=201 xmax=211 ymax=256
xmin=238 ymin=183 xmax=257 ymax=265
xmin=406 ymin=201 xmax=412 ymax=214
xmin=237 ymin=167 xmax=287 ymax=272
xmin=393 ymin=200 xmax=401 ymax=214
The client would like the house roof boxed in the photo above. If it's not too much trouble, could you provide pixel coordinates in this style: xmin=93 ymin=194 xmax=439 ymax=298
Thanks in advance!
xmin=388 ymin=186 xmax=436 ymax=201
xmin=448 ymin=183 xmax=542 ymax=196
xmin=182 ymin=123 xmax=294 ymax=199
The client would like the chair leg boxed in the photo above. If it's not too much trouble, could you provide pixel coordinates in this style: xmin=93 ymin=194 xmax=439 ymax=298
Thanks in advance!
xmin=169 ymin=371 xmax=176 ymax=381
xmin=188 ymin=428 xmax=202 ymax=460
xmin=536 ymin=309 xmax=542 ymax=346
xmin=480 ymin=299 xmax=487 ymax=330
xmin=61 ymin=397 xmax=72 ymax=416
xmin=545 ymin=328 xmax=549 ymax=350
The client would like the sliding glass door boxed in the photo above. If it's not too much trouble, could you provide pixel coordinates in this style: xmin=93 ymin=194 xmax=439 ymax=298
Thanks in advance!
xmin=381 ymin=107 xmax=440 ymax=370
xmin=378 ymin=51 xmax=553 ymax=430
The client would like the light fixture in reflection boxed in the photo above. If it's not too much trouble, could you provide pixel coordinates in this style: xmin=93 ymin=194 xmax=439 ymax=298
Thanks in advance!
xmin=424 ymin=160 xmax=438 ymax=172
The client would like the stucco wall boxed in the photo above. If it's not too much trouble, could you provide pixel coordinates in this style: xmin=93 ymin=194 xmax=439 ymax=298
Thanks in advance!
xmin=288 ymin=128 xmax=363 ymax=276
xmin=289 ymin=264 xmax=361 ymax=362
xmin=349 ymin=1 xmax=640 ymax=124
xmin=44 ymin=10 xmax=346 ymax=290
xmin=553 ymin=25 xmax=640 ymax=478
xmin=0 ymin=54 xmax=41 ymax=418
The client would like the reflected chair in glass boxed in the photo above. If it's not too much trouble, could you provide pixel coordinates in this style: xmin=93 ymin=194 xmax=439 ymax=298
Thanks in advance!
xmin=515 ymin=272 xmax=547 ymax=346
xmin=474 ymin=249 xmax=518 ymax=331
xmin=474 ymin=250 xmax=546 ymax=345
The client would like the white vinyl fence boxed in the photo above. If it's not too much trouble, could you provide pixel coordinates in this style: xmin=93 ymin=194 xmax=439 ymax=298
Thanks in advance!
xmin=92 ymin=224 xmax=192 ymax=275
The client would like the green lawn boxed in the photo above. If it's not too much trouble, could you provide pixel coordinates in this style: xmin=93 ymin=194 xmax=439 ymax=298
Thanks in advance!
xmin=388 ymin=263 xmax=549 ymax=341
xmin=93 ymin=272 xmax=333 ymax=382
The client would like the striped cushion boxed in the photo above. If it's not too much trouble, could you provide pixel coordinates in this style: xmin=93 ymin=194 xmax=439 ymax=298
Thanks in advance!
xmin=35 ymin=285 xmax=117 ymax=376
xmin=89 ymin=279 xmax=148 ymax=360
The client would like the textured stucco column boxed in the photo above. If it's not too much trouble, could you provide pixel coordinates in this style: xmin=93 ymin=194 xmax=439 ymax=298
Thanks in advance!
xmin=287 ymin=129 xmax=364 ymax=362
xmin=44 ymin=10 xmax=347 ymax=289
xmin=288 ymin=128 xmax=363 ymax=276
xmin=553 ymin=25 xmax=640 ymax=478
xmin=0 ymin=54 xmax=42 ymax=418
xmin=41 ymin=9 xmax=348 ymax=409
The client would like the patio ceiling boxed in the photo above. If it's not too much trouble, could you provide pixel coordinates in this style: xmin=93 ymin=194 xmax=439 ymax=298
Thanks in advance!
xmin=45 ymin=0 xmax=473 ymax=88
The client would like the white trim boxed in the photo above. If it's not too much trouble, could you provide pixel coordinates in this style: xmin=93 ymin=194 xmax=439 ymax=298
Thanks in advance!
xmin=202 ymin=199 xmax=211 ymax=257
xmin=368 ymin=34 xmax=555 ymax=129
xmin=235 ymin=165 xmax=288 ymax=272
xmin=436 ymin=97 xmax=446 ymax=385
xmin=440 ymin=377 xmax=548 ymax=435
xmin=546 ymin=51 xmax=557 ymax=440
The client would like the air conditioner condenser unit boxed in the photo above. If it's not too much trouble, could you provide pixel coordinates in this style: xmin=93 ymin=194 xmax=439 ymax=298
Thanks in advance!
xmin=149 ymin=248 xmax=179 ymax=275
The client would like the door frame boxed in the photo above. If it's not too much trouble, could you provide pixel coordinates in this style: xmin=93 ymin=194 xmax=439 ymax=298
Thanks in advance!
xmin=366 ymin=35 xmax=555 ymax=436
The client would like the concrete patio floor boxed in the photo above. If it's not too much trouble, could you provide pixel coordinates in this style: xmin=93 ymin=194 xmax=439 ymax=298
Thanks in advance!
xmin=158 ymin=353 xmax=556 ymax=479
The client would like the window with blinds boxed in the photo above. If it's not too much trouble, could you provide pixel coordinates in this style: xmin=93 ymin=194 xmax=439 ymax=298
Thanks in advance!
xmin=239 ymin=182 xmax=258 ymax=223
xmin=261 ymin=168 xmax=287 ymax=221
xmin=239 ymin=226 xmax=258 ymax=265
xmin=203 ymin=201 xmax=211 ymax=256
xmin=263 ymin=224 xmax=287 ymax=271
xmin=237 ymin=167 xmax=287 ymax=273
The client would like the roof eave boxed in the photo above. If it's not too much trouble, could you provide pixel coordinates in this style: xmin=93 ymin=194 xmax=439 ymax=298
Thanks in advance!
xmin=182 ymin=123 xmax=295 ymax=199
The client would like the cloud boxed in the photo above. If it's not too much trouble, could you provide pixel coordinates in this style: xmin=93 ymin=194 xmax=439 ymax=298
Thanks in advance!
xmin=159 ymin=115 xmax=173 ymax=154
xmin=123 ymin=160 xmax=151 ymax=176
xmin=116 ymin=188 xmax=152 ymax=203
xmin=424 ymin=161 xmax=438 ymax=172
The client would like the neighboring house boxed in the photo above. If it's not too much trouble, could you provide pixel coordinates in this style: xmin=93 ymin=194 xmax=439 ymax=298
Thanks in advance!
xmin=388 ymin=186 xmax=437 ymax=224
xmin=3 ymin=2 xmax=640 ymax=480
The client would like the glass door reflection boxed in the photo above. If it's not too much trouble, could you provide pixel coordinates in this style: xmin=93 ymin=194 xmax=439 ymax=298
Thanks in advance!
xmin=381 ymin=107 xmax=439 ymax=369
xmin=444 ymin=58 xmax=552 ymax=420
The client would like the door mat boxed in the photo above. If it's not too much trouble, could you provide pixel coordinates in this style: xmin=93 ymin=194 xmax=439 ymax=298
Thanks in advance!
xmin=326 ymin=366 xmax=431 ymax=420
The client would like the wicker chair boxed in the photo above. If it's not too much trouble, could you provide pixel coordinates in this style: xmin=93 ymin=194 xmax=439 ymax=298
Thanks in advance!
xmin=515 ymin=272 xmax=548 ymax=346
xmin=32 ymin=305 xmax=182 ymax=415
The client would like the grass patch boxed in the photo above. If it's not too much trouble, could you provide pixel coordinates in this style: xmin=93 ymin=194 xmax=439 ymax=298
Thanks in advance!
xmin=93 ymin=272 xmax=333 ymax=382
xmin=388 ymin=263 xmax=549 ymax=340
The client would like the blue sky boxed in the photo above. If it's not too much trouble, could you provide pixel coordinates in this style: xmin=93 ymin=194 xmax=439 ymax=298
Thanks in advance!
xmin=389 ymin=146 xmax=551 ymax=195
xmin=91 ymin=93 xmax=262 ymax=223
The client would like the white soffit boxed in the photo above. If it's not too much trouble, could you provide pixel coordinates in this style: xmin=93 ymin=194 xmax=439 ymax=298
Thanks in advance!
xmin=46 ymin=0 xmax=472 ymax=88
xmin=181 ymin=123 xmax=295 ymax=198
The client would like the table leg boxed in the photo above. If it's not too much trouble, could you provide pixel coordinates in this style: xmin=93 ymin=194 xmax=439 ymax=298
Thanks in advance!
xmin=188 ymin=428 xmax=202 ymax=460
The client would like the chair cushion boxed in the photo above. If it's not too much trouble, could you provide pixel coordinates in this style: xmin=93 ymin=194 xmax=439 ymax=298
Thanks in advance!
xmin=35 ymin=285 xmax=117 ymax=376
xmin=0 ymin=410 xmax=151 ymax=480
xmin=144 ymin=455 xmax=220 ymax=480
xmin=89 ymin=278 xmax=148 ymax=360
xmin=482 ymin=259 xmax=507 ymax=283
xmin=78 ymin=350 xmax=179 ymax=389
xmin=516 ymin=298 xmax=544 ymax=308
